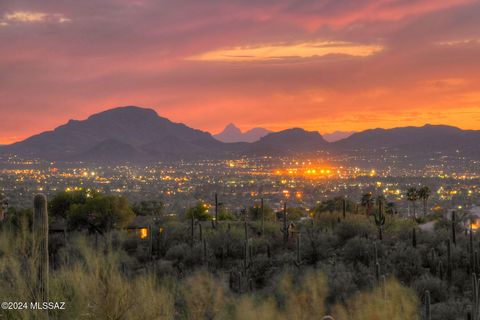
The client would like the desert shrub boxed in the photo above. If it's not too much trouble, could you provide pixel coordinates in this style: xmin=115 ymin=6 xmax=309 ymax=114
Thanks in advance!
xmin=179 ymin=271 xmax=230 ymax=319
xmin=300 ymin=223 xmax=337 ymax=264
xmin=321 ymin=262 xmax=358 ymax=304
xmin=412 ymin=274 xmax=448 ymax=303
xmin=385 ymin=242 xmax=424 ymax=283
xmin=207 ymin=224 xmax=246 ymax=260
xmin=332 ymin=278 xmax=419 ymax=320
xmin=272 ymin=270 xmax=328 ymax=320
xmin=342 ymin=236 xmax=373 ymax=266
xmin=431 ymin=299 xmax=468 ymax=320
xmin=384 ymin=216 xmax=416 ymax=239
xmin=165 ymin=243 xmax=202 ymax=267
xmin=247 ymin=257 xmax=277 ymax=289
xmin=336 ymin=216 xmax=375 ymax=244
xmin=262 ymin=221 xmax=281 ymax=237
xmin=315 ymin=211 xmax=342 ymax=230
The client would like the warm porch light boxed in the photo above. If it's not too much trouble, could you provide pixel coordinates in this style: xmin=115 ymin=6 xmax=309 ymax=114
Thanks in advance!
xmin=139 ymin=227 xmax=148 ymax=239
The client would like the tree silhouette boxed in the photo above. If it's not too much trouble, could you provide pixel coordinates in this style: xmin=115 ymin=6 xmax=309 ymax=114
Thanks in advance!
xmin=418 ymin=186 xmax=431 ymax=216
xmin=361 ymin=193 xmax=374 ymax=215
xmin=406 ymin=187 xmax=419 ymax=219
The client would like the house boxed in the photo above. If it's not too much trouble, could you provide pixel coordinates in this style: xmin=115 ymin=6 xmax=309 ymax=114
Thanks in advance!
xmin=468 ymin=206 xmax=480 ymax=231
xmin=126 ymin=216 xmax=162 ymax=239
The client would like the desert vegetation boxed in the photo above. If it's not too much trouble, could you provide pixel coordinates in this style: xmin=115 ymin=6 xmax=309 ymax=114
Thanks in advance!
xmin=0 ymin=190 xmax=476 ymax=319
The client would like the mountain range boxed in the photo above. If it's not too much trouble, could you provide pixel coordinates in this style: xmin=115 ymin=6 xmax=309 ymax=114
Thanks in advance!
xmin=214 ymin=123 xmax=271 ymax=143
xmin=2 ymin=106 xmax=479 ymax=162
xmin=2 ymin=107 xmax=224 ymax=161
xmin=333 ymin=125 xmax=480 ymax=156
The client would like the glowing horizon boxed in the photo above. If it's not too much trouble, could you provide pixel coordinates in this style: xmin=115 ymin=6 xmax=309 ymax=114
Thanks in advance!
xmin=1 ymin=0 xmax=480 ymax=144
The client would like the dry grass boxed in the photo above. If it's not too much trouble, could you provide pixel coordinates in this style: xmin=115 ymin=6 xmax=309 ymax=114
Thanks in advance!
xmin=0 ymin=228 xmax=175 ymax=320
xmin=332 ymin=278 xmax=419 ymax=320
xmin=0 ymin=222 xmax=419 ymax=320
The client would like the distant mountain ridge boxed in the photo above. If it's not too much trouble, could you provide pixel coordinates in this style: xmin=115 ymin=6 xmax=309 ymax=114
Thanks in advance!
xmin=333 ymin=124 xmax=480 ymax=156
xmin=2 ymin=106 xmax=224 ymax=161
xmin=2 ymin=106 xmax=480 ymax=162
xmin=214 ymin=123 xmax=271 ymax=143
xmin=254 ymin=128 xmax=328 ymax=151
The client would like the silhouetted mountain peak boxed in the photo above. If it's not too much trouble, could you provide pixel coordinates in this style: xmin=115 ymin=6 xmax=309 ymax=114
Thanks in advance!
xmin=214 ymin=123 xmax=270 ymax=143
xmin=4 ymin=106 xmax=221 ymax=161
xmin=88 ymin=106 xmax=159 ymax=121
xmin=252 ymin=128 xmax=328 ymax=153
xmin=259 ymin=128 xmax=324 ymax=141
xmin=225 ymin=123 xmax=240 ymax=130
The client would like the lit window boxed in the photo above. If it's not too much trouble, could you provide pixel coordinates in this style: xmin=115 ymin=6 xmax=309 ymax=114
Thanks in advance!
xmin=139 ymin=228 xmax=148 ymax=239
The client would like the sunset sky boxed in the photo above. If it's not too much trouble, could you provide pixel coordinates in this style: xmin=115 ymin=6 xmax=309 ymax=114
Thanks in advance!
xmin=1 ymin=0 xmax=480 ymax=144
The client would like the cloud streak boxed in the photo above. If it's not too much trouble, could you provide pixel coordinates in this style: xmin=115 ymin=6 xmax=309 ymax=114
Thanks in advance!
xmin=189 ymin=40 xmax=383 ymax=61
xmin=0 ymin=11 xmax=70 ymax=25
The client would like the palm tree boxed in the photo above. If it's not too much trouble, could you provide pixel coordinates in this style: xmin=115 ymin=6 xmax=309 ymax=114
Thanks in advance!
xmin=406 ymin=187 xmax=419 ymax=219
xmin=418 ymin=186 xmax=431 ymax=216
xmin=361 ymin=193 xmax=374 ymax=215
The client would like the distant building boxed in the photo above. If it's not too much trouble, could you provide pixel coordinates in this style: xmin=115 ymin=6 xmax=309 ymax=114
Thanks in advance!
xmin=126 ymin=216 xmax=155 ymax=239
xmin=468 ymin=206 xmax=480 ymax=231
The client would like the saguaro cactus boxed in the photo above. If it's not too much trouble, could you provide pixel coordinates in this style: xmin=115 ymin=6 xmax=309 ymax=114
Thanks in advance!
xmin=226 ymin=223 xmax=231 ymax=256
xmin=472 ymin=273 xmax=479 ymax=320
xmin=229 ymin=271 xmax=234 ymax=290
xmin=413 ymin=228 xmax=417 ymax=248
xmin=261 ymin=198 xmax=265 ymax=235
xmin=243 ymin=241 xmax=250 ymax=275
xmin=244 ymin=221 xmax=248 ymax=242
xmin=296 ymin=233 xmax=301 ymax=263
xmin=374 ymin=200 xmax=385 ymax=240
xmin=425 ymin=290 xmax=431 ymax=320
xmin=214 ymin=193 xmax=218 ymax=228
xmin=33 ymin=194 xmax=49 ymax=303
xmin=475 ymin=251 xmax=479 ymax=276
xmin=447 ymin=239 xmax=453 ymax=284
xmin=470 ymin=228 xmax=474 ymax=272
xmin=429 ymin=248 xmax=437 ymax=276
xmin=295 ymin=233 xmax=303 ymax=267
xmin=190 ymin=215 xmax=194 ymax=248
xmin=281 ymin=202 xmax=288 ymax=247
xmin=468 ymin=311 xmax=473 ymax=320
xmin=438 ymin=260 xmax=444 ymax=280
xmin=375 ymin=261 xmax=380 ymax=283
xmin=342 ymin=198 xmax=347 ymax=220
xmin=202 ymin=238 xmax=207 ymax=264
xmin=452 ymin=211 xmax=457 ymax=246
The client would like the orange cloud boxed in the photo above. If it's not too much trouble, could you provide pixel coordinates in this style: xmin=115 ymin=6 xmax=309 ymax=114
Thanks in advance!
xmin=189 ymin=41 xmax=383 ymax=61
